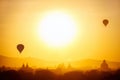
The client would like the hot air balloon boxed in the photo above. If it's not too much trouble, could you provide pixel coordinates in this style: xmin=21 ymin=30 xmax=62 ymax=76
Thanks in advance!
xmin=17 ymin=44 xmax=24 ymax=53
xmin=103 ymin=19 xmax=109 ymax=27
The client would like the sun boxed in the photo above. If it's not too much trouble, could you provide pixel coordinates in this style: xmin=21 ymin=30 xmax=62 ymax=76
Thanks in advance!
xmin=38 ymin=11 xmax=77 ymax=47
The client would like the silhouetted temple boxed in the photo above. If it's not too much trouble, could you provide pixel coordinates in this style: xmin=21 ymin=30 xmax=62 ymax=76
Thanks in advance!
xmin=100 ymin=60 xmax=110 ymax=71
xmin=20 ymin=63 xmax=33 ymax=72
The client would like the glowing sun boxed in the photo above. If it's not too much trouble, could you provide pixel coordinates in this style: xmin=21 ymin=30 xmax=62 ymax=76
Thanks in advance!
xmin=38 ymin=11 xmax=77 ymax=47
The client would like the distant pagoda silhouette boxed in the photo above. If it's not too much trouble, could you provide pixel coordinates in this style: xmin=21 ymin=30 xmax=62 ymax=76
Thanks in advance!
xmin=20 ymin=63 xmax=33 ymax=72
xmin=100 ymin=60 xmax=110 ymax=71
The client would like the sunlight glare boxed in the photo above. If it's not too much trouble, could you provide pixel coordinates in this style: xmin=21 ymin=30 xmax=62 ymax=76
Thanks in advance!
xmin=38 ymin=11 xmax=77 ymax=47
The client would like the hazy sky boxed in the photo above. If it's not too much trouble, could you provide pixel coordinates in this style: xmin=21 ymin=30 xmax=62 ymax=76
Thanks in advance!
xmin=0 ymin=0 xmax=120 ymax=63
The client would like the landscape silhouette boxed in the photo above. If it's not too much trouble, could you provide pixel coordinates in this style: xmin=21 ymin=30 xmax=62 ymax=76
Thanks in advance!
xmin=0 ymin=65 xmax=120 ymax=80
xmin=0 ymin=59 xmax=120 ymax=80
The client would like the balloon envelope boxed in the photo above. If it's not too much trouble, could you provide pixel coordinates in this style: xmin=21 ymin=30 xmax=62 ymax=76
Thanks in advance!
xmin=17 ymin=44 xmax=24 ymax=53
xmin=103 ymin=19 xmax=109 ymax=26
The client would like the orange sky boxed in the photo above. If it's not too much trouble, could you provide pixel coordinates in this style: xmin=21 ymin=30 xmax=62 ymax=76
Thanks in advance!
xmin=0 ymin=0 xmax=120 ymax=63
